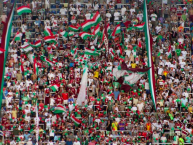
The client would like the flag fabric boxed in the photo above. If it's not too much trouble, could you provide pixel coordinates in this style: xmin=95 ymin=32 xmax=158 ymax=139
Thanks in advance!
xmin=79 ymin=32 xmax=93 ymax=40
xmin=74 ymin=56 xmax=88 ymax=65
xmin=54 ymin=105 xmax=66 ymax=114
xmin=93 ymin=24 xmax=100 ymax=36
xmin=133 ymin=22 xmax=145 ymax=30
xmin=113 ymin=67 xmax=128 ymax=81
xmin=45 ymin=58 xmax=55 ymax=66
xmin=77 ymin=64 xmax=88 ymax=105
xmin=71 ymin=46 xmax=78 ymax=58
xmin=112 ymin=24 xmax=121 ymax=36
xmin=109 ymin=48 xmax=115 ymax=57
xmin=107 ymin=23 xmax=111 ymax=34
xmin=17 ymin=6 xmax=31 ymax=15
xmin=33 ymin=56 xmax=39 ymax=75
xmin=60 ymin=31 xmax=68 ymax=38
xmin=20 ymin=44 xmax=33 ymax=52
xmin=70 ymin=114 xmax=82 ymax=126
xmin=29 ymin=40 xmax=41 ymax=48
xmin=35 ymin=102 xmax=39 ymax=144
xmin=50 ymin=84 xmax=60 ymax=92
xmin=81 ymin=11 xmax=101 ymax=31
xmin=0 ymin=1 xmax=15 ymax=109
xmin=68 ymin=32 xmax=74 ymax=37
xmin=138 ymin=41 xmax=142 ymax=49
xmin=44 ymin=27 xmax=53 ymax=36
xmin=68 ymin=25 xmax=80 ymax=32
xmin=0 ymin=48 xmax=5 ymax=54
xmin=85 ymin=48 xmax=99 ymax=56
xmin=10 ymin=32 xmax=22 ymax=44
xmin=123 ymin=21 xmax=131 ymax=28
xmin=168 ymin=45 xmax=172 ymax=59
xmin=44 ymin=36 xmax=57 ymax=44
xmin=143 ymin=0 xmax=157 ymax=110
xmin=124 ymin=72 xmax=146 ymax=86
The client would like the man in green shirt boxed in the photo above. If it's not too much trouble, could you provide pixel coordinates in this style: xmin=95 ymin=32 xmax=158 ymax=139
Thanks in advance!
xmin=181 ymin=12 xmax=187 ymax=21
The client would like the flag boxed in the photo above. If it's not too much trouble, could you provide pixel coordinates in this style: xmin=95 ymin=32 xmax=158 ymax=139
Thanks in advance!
xmin=93 ymin=24 xmax=100 ymax=36
xmin=44 ymin=36 xmax=57 ymax=44
xmin=112 ymin=24 xmax=121 ymax=36
xmin=70 ymin=114 xmax=82 ymax=126
xmin=17 ymin=6 xmax=31 ymax=15
xmin=0 ymin=1 xmax=15 ymax=109
xmin=10 ymin=32 xmax=22 ymax=44
xmin=109 ymin=48 xmax=115 ymax=57
xmin=33 ymin=56 xmax=39 ymax=75
xmin=79 ymin=32 xmax=93 ymax=40
xmin=124 ymin=72 xmax=146 ymax=86
xmin=107 ymin=23 xmax=111 ymax=34
xmin=60 ymin=31 xmax=68 ymax=38
xmin=123 ymin=21 xmax=131 ymax=28
xmin=85 ymin=48 xmax=99 ymax=56
xmin=168 ymin=45 xmax=172 ymax=59
xmin=54 ymin=105 xmax=66 ymax=114
xmin=44 ymin=27 xmax=53 ymax=36
xmin=35 ymin=102 xmax=39 ymax=144
xmin=143 ymin=0 xmax=156 ymax=110
xmin=29 ymin=40 xmax=41 ymax=48
xmin=45 ymin=58 xmax=55 ymax=66
xmin=50 ymin=84 xmax=60 ymax=92
xmin=71 ymin=46 xmax=78 ymax=58
xmin=74 ymin=56 xmax=88 ymax=65
xmin=77 ymin=64 xmax=88 ymax=105
xmin=20 ymin=44 xmax=33 ymax=52
xmin=133 ymin=22 xmax=145 ymax=30
xmin=0 ymin=48 xmax=5 ymax=54
xmin=68 ymin=32 xmax=74 ymax=37
xmin=81 ymin=11 xmax=101 ymax=31
xmin=68 ymin=25 xmax=80 ymax=32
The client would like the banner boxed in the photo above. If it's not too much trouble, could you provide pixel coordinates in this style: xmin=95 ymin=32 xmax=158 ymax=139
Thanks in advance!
xmin=0 ymin=0 xmax=15 ymax=108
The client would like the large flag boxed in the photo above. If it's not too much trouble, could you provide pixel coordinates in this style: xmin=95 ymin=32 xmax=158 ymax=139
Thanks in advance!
xmin=44 ymin=27 xmax=53 ymax=36
xmin=143 ymin=0 xmax=157 ymax=110
xmin=85 ymin=48 xmax=99 ymax=56
xmin=17 ymin=6 xmax=31 ymax=15
xmin=81 ymin=11 xmax=101 ymax=31
xmin=29 ymin=40 xmax=41 ymax=48
xmin=112 ymin=24 xmax=121 ymax=36
xmin=45 ymin=58 xmax=55 ymax=66
xmin=44 ymin=36 xmax=57 ymax=44
xmin=20 ymin=44 xmax=33 ymax=52
xmin=33 ymin=56 xmax=39 ymax=75
xmin=79 ymin=32 xmax=93 ymax=40
xmin=133 ymin=22 xmax=145 ymax=30
xmin=70 ymin=114 xmax=82 ymax=126
xmin=54 ymin=105 xmax=66 ymax=114
xmin=68 ymin=25 xmax=80 ymax=32
xmin=76 ymin=64 xmax=88 ymax=105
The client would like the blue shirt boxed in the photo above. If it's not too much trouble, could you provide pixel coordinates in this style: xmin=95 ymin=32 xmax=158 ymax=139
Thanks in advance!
xmin=24 ymin=133 xmax=30 ymax=141
xmin=66 ymin=141 xmax=73 ymax=145
xmin=114 ymin=91 xmax=120 ymax=100
xmin=181 ymin=98 xmax=188 ymax=106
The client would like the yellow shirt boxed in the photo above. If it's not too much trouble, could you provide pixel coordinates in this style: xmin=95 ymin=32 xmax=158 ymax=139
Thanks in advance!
xmin=94 ymin=71 xmax=99 ymax=78
xmin=12 ymin=110 xmax=17 ymax=118
xmin=188 ymin=107 xmax=193 ymax=113
xmin=112 ymin=122 xmax=118 ymax=131
xmin=131 ymin=63 xmax=136 ymax=68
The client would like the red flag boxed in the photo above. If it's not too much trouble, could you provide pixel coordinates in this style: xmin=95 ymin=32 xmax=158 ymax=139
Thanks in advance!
xmin=123 ymin=21 xmax=131 ymax=28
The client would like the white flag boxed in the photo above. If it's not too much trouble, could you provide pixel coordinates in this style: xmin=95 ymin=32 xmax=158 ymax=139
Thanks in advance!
xmin=76 ymin=64 xmax=88 ymax=105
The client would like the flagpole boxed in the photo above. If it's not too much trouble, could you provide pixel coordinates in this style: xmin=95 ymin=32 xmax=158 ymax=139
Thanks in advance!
xmin=104 ymin=11 xmax=108 ymax=56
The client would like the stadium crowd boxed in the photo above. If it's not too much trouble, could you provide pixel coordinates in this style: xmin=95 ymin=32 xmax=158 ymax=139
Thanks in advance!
xmin=1 ymin=0 xmax=193 ymax=144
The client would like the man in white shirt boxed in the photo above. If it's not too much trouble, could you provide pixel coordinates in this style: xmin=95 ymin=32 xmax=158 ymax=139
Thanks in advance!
xmin=155 ymin=23 xmax=162 ymax=34
xmin=45 ymin=0 xmax=50 ymax=9
xmin=60 ymin=6 xmax=67 ymax=15
xmin=106 ymin=11 xmax=112 ymax=21
xmin=85 ymin=11 xmax=91 ymax=20
xmin=121 ymin=6 xmax=126 ymax=16
xmin=137 ymin=11 xmax=143 ymax=22
xmin=73 ymin=138 xmax=81 ymax=145
xmin=158 ymin=65 xmax=164 ymax=75
xmin=114 ymin=10 xmax=120 ymax=21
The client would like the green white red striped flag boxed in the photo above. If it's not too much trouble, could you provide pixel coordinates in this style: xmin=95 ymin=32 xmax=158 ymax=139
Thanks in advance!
xmin=45 ymin=58 xmax=55 ymax=66
xmin=10 ymin=32 xmax=22 ymax=44
xmin=143 ymin=0 xmax=156 ymax=110
xmin=44 ymin=27 xmax=53 ymax=36
xmin=93 ymin=24 xmax=100 ymax=36
xmin=44 ymin=36 xmax=57 ymax=44
xmin=50 ymin=84 xmax=60 ymax=92
xmin=17 ymin=6 xmax=31 ymax=15
xmin=81 ymin=11 xmax=101 ymax=31
xmin=112 ymin=24 xmax=121 ymax=36
xmin=71 ymin=46 xmax=78 ymax=58
xmin=20 ymin=44 xmax=33 ymax=52
xmin=33 ymin=56 xmax=39 ymax=75
xmin=107 ymin=23 xmax=111 ymax=34
xmin=85 ymin=48 xmax=99 ymax=56
xmin=29 ymin=40 xmax=41 ymax=48
xmin=79 ymin=32 xmax=93 ymax=40
xmin=54 ymin=105 xmax=66 ymax=114
xmin=70 ymin=114 xmax=82 ymax=126
xmin=68 ymin=32 xmax=74 ymax=37
xmin=134 ymin=22 xmax=145 ymax=30
xmin=68 ymin=25 xmax=80 ymax=32
xmin=60 ymin=31 xmax=68 ymax=38
xmin=167 ymin=45 xmax=172 ymax=59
